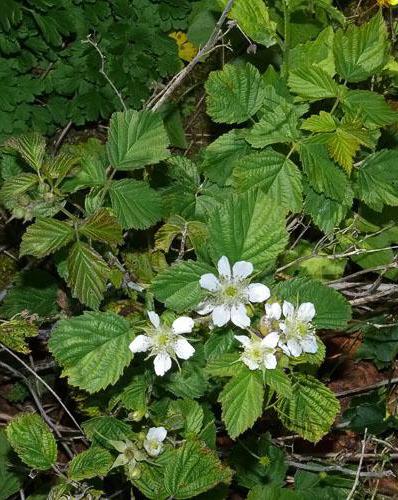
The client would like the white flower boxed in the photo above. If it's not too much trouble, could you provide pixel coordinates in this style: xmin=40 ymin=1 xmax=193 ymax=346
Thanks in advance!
xmin=198 ymin=256 xmax=270 ymax=328
xmin=144 ymin=427 xmax=167 ymax=457
xmin=129 ymin=312 xmax=195 ymax=376
xmin=235 ymin=332 xmax=279 ymax=370
xmin=278 ymin=301 xmax=318 ymax=357
xmin=260 ymin=302 xmax=282 ymax=334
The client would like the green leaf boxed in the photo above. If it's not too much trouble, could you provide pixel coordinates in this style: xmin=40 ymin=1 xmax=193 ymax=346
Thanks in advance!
xmin=4 ymin=133 xmax=46 ymax=172
xmin=44 ymin=152 xmax=77 ymax=185
xmin=0 ymin=464 xmax=21 ymax=500
xmin=356 ymin=323 xmax=398 ymax=370
xmin=163 ymin=440 xmax=232 ymax=498
xmin=302 ymin=111 xmax=337 ymax=133
xmin=82 ymin=416 xmax=133 ymax=446
xmin=66 ymin=241 xmax=110 ymax=310
xmin=201 ymin=130 xmax=251 ymax=186
xmin=166 ymin=399 xmax=204 ymax=436
xmin=300 ymin=142 xmax=350 ymax=202
xmin=334 ymin=11 xmax=389 ymax=83
xmin=219 ymin=0 xmax=276 ymax=46
xmin=116 ymin=374 xmax=151 ymax=414
xmin=152 ymin=260 xmax=215 ymax=312
xmin=276 ymin=373 xmax=340 ymax=442
xmin=0 ymin=319 xmax=37 ymax=354
xmin=79 ymin=208 xmax=123 ymax=245
xmin=205 ymin=352 xmax=241 ymax=377
xmin=205 ymin=63 xmax=265 ymax=124
xmin=232 ymin=151 xmax=303 ymax=213
xmin=274 ymin=277 xmax=351 ymax=330
xmin=342 ymin=90 xmax=397 ymax=129
xmin=219 ymin=367 xmax=264 ymax=438
xmin=106 ymin=109 xmax=169 ymax=170
xmin=20 ymin=218 xmax=74 ymax=258
xmin=263 ymin=369 xmax=292 ymax=398
xmin=49 ymin=312 xmax=135 ymax=393
xmin=288 ymin=66 xmax=344 ymax=101
xmin=6 ymin=413 xmax=57 ymax=470
xmin=0 ymin=270 xmax=59 ymax=319
xmin=0 ymin=173 xmax=38 ymax=209
xmin=208 ymin=190 xmax=288 ymax=271
xmin=355 ymin=150 xmax=398 ymax=212
xmin=68 ymin=446 xmax=113 ymax=481
xmin=109 ymin=179 xmax=162 ymax=230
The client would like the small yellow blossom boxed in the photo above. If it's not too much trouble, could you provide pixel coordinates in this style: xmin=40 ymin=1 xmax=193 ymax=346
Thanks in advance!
xmin=377 ymin=0 xmax=398 ymax=6
xmin=169 ymin=31 xmax=198 ymax=62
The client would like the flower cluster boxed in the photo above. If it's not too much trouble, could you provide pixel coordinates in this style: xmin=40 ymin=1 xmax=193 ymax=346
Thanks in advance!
xmin=129 ymin=256 xmax=318 ymax=377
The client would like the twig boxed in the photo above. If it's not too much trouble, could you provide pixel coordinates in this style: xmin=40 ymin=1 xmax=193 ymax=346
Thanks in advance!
xmin=347 ymin=428 xmax=368 ymax=500
xmin=287 ymin=458 xmax=392 ymax=479
xmin=147 ymin=0 xmax=235 ymax=111
xmin=0 ymin=343 xmax=83 ymax=433
xmin=83 ymin=35 xmax=127 ymax=111
xmin=334 ymin=377 xmax=398 ymax=398
xmin=54 ymin=120 xmax=73 ymax=150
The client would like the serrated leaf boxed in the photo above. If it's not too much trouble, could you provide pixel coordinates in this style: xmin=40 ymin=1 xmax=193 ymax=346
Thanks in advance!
xmin=49 ymin=312 xmax=135 ymax=393
xmin=4 ymin=133 xmax=46 ymax=172
xmin=205 ymin=63 xmax=265 ymax=124
xmin=232 ymin=151 xmax=302 ymax=212
xmin=82 ymin=416 xmax=134 ymax=446
xmin=355 ymin=149 xmax=398 ymax=212
xmin=274 ymin=277 xmax=351 ymax=329
xmin=66 ymin=241 xmax=110 ymax=310
xmin=164 ymin=440 xmax=232 ymax=498
xmin=208 ymin=190 xmax=288 ymax=271
xmin=276 ymin=373 xmax=340 ymax=442
xmin=218 ymin=0 xmax=276 ymax=47
xmin=166 ymin=399 xmax=204 ymax=436
xmin=219 ymin=367 xmax=264 ymax=438
xmin=288 ymin=66 xmax=344 ymax=101
xmin=263 ymin=369 xmax=292 ymax=398
xmin=109 ymin=179 xmax=162 ymax=230
xmin=0 ymin=319 xmax=38 ymax=354
xmin=6 ymin=413 xmax=57 ymax=470
xmin=205 ymin=352 xmax=241 ymax=377
xmin=0 ymin=173 xmax=38 ymax=209
xmin=152 ymin=260 xmax=215 ymax=312
xmin=44 ymin=152 xmax=77 ymax=185
xmin=342 ymin=90 xmax=397 ymax=129
xmin=115 ymin=374 xmax=151 ymax=413
xmin=68 ymin=446 xmax=113 ymax=481
xmin=20 ymin=218 xmax=74 ymax=258
xmin=334 ymin=11 xmax=389 ymax=83
xmin=106 ymin=109 xmax=169 ymax=170
xmin=79 ymin=208 xmax=123 ymax=245
xmin=302 ymin=111 xmax=337 ymax=133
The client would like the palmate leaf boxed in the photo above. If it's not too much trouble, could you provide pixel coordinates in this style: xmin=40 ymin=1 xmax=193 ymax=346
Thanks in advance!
xmin=163 ymin=440 xmax=232 ymax=498
xmin=49 ymin=312 xmax=135 ymax=393
xmin=301 ymin=111 xmax=337 ymax=133
xmin=342 ymin=90 xmax=397 ymax=129
xmin=274 ymin=277 xmax=351 ymax=329
xmin=334 ymin=11 xmax=389 ymax=83
xmin=205 ymin=63 xmax=265 ymax=124
xmin=68 ymin=447 xmax=113 ymax=481
xmin=276 ymin=374 xmax=340 ymax=442
xmin=232 ymin=150 xmax=303 ymax=213
xmin=20 ymin=218 xmax=74 ymax=258
xmin=208 ymin=190 xmax=288 ymax=271
xmin=109 ymin=179 xmax=162 ymax=230
xmin=288 ymin=66 xmax=344 ymax=101
xmin=6 ymin=413 xmax=57 ymax=470
xmin=152 ymin=260 xmax=215 ymax=312
xmin=304 ymin=186 xmax=352 ymax=233
xmin=355 ymin=149 xmax=398 ymax=212
xmin=66 ymin=241 xmax=110 ymax=310
xmin=219 ymin=367 xmax=264 ymax=438
xmin=106 ymin=109 xmax=169 ymax=170
xmin=79 ymin=208 xmax=123 ymax=245
xmin=4 ymin=133 xmax=46 ymax=172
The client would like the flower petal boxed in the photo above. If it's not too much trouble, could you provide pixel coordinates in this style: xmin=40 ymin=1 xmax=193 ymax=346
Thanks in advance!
xmin=234 ymin=335 xmax=252 ymax=347
xmin=247 ymin=283 xmax=270 ymax=303
xmin=282 ymin=301 xmax=295 ymax=318
xmin=241 ymin=355 xmax=259 ymax=370
xmin=217 ymin=256 xmax=231 ymax=278
xmin=265 ymin=302 xmax=282 ymax=320
xmin=129 ymin=335 xmax=152 ymax=353
xmin=199 ymin=273 xmax=220 ymax=292
xmin=212 ymin=304 xmax=230 ymax=327
xmin=231 ymin=303 xmax=250 ymax=328
xmin=261 ymin=331 xmax=279 ymax=349
xmin=172 ymin=316 xmax=194 ymax=334
xmin=263 ymin=353 xmax=277 ymax=369
xmin=148 ymin=311 xmax=160 ymax=328
xmin=301 ymin=336 xmax=318 ymax=354
xmin=232 ymin=261 xmax=253 ymax=280
xmin=174 ymin=338 xmax=195 ymax=360
xmin=153 ymin=352 xmax=172 ymax=376
xmin=287 ymin=339 xmax=302 ymax=357
xmin=111 ymin=454 xmax=130 ymax=469
xmin=147 ymin=426 xmax=167 ymax=442
xmin=297 ymin=302 xmax=316 ymax=322
xmin=196 ymin=301 xmax=214 ymax=315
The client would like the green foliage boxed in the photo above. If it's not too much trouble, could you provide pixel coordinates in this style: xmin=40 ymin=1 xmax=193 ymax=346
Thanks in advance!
xmin=49 ymin=312 xmax=135 ymax=393
xmin=68 ymin=447 xmax=113 ymax=481
xmin=356 ymin=322 xmax=398 ymax=369
xmin=20 ymin=218 xmax=74 ymax=258
xmin=0 ymin=319 xmax=37 ymax=353
xmin=6 ymin=413 xmax=57 ymax=470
